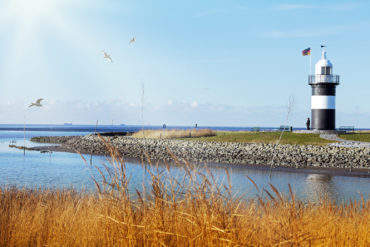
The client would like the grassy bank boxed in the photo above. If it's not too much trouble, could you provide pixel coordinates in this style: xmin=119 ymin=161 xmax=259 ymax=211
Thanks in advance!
xmin=0 ymin=144 xmax=368 ymax=246
xmin=132 ymin=129 xmax=335 ymax=145
xmin=339 ymin=133 xmax=370 ymax=142
xmin=184 ymin=131 xmax=335 ymax=145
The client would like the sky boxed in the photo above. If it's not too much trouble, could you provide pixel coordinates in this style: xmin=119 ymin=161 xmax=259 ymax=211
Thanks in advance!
xmin=0 ymin=0 xmax=369 ymax=127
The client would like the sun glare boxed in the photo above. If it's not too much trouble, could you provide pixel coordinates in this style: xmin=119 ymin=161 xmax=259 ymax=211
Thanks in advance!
xmin=0 ymin=0 xmax=71 ymax=86
xmin=1 ymin=0 xmax=105 ymax=99
xmin=6 ymin=0 xmax=60 ymax=25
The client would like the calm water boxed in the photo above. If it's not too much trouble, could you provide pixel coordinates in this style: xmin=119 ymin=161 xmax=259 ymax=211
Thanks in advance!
xmin=0 ymin=126 xmax=369 ymax=204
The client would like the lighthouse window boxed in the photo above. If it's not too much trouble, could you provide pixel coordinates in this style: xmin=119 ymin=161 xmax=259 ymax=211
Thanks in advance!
xmin=321 ymin=66 xmax=331 ymax=75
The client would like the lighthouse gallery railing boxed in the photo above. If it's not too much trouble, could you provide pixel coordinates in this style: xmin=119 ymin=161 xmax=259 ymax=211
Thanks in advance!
xmin=308 ymin=75 xmax=340 ymax=85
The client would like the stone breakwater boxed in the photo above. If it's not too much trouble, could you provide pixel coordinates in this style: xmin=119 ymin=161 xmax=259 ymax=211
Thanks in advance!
xmin=30 ymin=135 xmax=370 ymax=169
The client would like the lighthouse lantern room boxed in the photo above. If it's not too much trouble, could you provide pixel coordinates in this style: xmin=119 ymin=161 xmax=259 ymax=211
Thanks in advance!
xmin=308 ymin=50 xmax=340 ymax=130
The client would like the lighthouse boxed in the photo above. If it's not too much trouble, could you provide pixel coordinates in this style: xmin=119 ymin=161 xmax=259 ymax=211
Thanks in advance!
xmin=308 ymin=50 xmax=340 ymax=130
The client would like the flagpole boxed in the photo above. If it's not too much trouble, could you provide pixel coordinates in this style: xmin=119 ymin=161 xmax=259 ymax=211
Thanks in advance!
xmin=24 ymin=115 xmax=26 ymax=156
xmin=310 ymin=52 xmax=312 ymax=75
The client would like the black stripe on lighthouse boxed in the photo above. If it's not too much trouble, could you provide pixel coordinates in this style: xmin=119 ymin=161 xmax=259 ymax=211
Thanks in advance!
xmin=311 ymin=85 xmax=336 ymax=96
xmin=311 ymin=84 xmax=336 ymax=130
xmin=311 ymin=109 xmax=335 ymax=130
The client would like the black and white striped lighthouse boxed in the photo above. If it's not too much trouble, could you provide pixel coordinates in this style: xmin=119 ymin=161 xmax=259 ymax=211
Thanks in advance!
xmin=308 ymin=50 xmax=340 ymax=130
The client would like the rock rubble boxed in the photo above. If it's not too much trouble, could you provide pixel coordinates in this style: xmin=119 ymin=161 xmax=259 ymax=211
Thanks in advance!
xmin=30 ymin=135 xmax=370 ymax=170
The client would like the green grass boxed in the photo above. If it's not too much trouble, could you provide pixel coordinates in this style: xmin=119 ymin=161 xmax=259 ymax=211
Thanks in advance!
xmin=182 ymin=131 xmax=335 ymax=145
xmin=338 ymin=133 xmax=370 ymax=142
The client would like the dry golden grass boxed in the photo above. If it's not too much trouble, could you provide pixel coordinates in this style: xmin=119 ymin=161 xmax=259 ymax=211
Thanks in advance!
xmin=354 ymin=130 xmax=370 ymax=133
xmin=0 ymin=140 xmax=369 ymax=246
xmin=131 ymin=128 xmax=216 ymax=139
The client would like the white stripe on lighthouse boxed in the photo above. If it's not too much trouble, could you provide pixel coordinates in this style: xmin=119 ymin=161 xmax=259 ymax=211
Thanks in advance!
xmin=311 ymin=95 xmax=335 ymax=109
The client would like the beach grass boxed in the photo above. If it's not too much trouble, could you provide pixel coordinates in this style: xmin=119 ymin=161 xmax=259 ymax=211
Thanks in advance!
xmin=132 ymin=128 xmax=216 ymax=139
xmin=183 ymin=131 xmax=335 ymax=145
xmin=0 ymin=141 xmax=368 ymax=246
xmin=1 ymin=186 xmax=368 ymax=246
xmin=338 ymin=133 xmax=370 ymax=142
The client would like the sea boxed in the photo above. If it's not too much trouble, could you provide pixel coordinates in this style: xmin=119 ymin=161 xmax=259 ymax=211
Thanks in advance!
xmin=0 ymin=124 xmax=369 ymax=204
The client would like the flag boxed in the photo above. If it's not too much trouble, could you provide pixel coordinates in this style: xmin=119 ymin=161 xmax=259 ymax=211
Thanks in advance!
xmin=302 ymin=48 xmax=311 ymax=56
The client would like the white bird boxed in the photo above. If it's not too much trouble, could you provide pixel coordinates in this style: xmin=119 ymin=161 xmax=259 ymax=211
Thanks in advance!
xmin=29 ymin=98 xmax=43 ymax=107
xmin=129 ymin=36 xmax=136 ymax=45
xmin=102 ymin=50 xmax=113 ymax=62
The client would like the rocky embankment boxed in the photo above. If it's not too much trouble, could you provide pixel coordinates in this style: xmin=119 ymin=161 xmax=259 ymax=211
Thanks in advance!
xmin=30 ymin=135 xmax=370 ymax=170
xmin=31 ymin=136 xmax=72 ymax=144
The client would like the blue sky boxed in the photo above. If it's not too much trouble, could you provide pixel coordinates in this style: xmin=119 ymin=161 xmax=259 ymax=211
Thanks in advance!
xmin=0 ymin=0 xmax=369 ymax=127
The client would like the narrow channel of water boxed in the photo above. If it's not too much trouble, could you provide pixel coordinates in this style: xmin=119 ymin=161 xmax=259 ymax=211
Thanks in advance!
xmin=0 ymin=130 xmax=369 ymax=204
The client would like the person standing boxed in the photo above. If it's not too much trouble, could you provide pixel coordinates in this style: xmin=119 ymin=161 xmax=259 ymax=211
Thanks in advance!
xmin=306 ymin=117 xmax=311 ymax=130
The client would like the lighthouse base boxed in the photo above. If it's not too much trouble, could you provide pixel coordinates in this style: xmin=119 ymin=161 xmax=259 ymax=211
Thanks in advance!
xmin=311 ymin=109 xmax=335 ymax=130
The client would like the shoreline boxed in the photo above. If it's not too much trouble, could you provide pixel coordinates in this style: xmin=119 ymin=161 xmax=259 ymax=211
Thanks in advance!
xmin=15 ymin=143 xmax=370 ymax=178
xmin=27 ymin=134 xmax=370 ymax=177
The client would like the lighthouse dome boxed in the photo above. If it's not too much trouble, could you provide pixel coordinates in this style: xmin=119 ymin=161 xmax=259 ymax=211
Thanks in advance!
xmin=315 ymin=51 xmax=333 ymax=75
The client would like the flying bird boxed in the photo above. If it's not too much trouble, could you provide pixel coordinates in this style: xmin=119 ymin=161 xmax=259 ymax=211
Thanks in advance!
xmin=129 ymin=36 xmax=136 ymax=45
xmin=29 ymin=98 xmax=43 ymax=107
xmin=102 ymin=50 xmax=113 ymax=62
xmin=321 ymin=45 xmax=327 ymax=48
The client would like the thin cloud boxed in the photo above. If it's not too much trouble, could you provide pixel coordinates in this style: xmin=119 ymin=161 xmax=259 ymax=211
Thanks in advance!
xmin=275 ymin=3 xmax=361 ymax=12
xmin=264 ymin=30 xmax=286 ymax=38
xmin=195 ymin=9 xmax=232 ymax=17
xmin=194 ymin=5 xmax=247 ymax=17
xmin=263 ymin=23 xmax=366 ymax=38
xmin=190 ymin=58 xmax=235 ymax=64
xmin=328 ymin=3 xmax=361 ymax=11
xmin=276 ymin=4 xmax=314 ymax=11
xmin=1 ymin=99 xmax=368 ymax=127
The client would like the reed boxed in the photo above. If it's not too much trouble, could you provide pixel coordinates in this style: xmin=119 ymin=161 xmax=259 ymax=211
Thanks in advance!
xmin=0 ymin=141 xmax=369 ymax=246
xmin=132 ymin=128 xmax=216 ymax=139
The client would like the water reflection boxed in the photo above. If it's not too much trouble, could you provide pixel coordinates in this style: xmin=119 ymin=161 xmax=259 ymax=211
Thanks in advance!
xmin=304 ymin=174 xmax=336 ymax=202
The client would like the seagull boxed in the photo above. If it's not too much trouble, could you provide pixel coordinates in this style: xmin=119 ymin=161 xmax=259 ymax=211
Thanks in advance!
xmin=129 ymin=36 xmax=136 ymax=45
xmin=102 ymin=50 xmax=113 ymax=62
xmin=29 ymin=98 xmax=43 ymax=107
